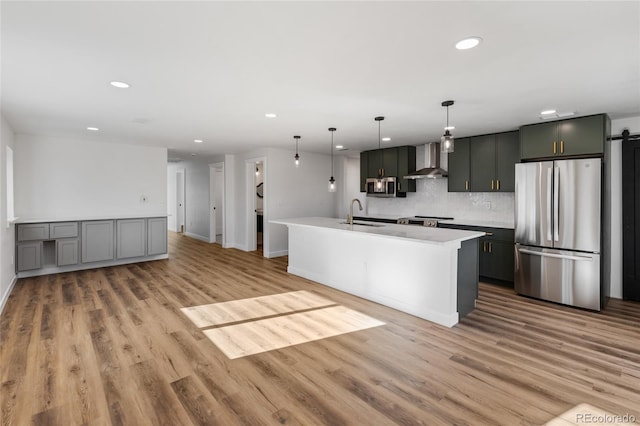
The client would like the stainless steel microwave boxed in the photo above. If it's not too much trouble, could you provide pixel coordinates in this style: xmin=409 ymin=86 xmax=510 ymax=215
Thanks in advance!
xmin=366 ymin=177 xmax=397 ymax=197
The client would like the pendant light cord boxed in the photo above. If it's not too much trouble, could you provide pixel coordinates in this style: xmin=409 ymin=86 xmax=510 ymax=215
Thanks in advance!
xmin=330 ymin=130 xmax=334 ymax=177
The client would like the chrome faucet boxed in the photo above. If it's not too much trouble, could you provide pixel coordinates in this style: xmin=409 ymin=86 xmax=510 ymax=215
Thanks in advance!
xmin=348 ymin=198 xmax=363 ymax=225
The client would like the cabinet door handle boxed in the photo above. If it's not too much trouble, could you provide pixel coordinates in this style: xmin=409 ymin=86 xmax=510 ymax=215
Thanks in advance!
xmin=497 ymin=179 xmax=500 ymax=191
xmin=489 ymin=242 xmax=492 ymax=253
xmin=553 ymin=141 xmax=557 ymax=154
xmin=465 ymin=180 xmax=469 ymax=191
xmin=482 ymin=241 xmax=487 ymax=252
xmin=491 ymin=179 xmax=494 ymax=190
xmin=560 ymin=140 xmax=564 ymax=153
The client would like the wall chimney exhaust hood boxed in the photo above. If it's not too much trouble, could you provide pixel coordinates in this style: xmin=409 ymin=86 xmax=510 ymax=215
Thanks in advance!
xmin=403 ymin=142 xmax=448 ymax=179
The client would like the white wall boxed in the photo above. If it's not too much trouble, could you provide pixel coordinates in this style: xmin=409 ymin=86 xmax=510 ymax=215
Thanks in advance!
xmin=265 ymin=148 xmax=337 ymax=257
xmin=0 ymin=113 xmax=17 ymax=314
xmin=339 ymin=156 xmax=366 ymax=219
xmin=14 ymin=135 xmax=167 ymax=219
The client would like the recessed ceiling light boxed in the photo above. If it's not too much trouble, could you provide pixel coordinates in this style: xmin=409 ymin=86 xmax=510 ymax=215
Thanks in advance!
xmin=194 ymin=139 xmax=203 ymax=143
xmin=265 ymin=113 xmax=277 ymax=118
xmin=335 ymin=145 xmax=344 ymax=149
xmin=382 ymin=137 xmax=391 ymax=142
xmin=191 ymin=153 xmax=196 ymax=156
xmin=455 ymin=37 xmax=482 ymax=50
xmin=110 ymin=81 xmax=130 ymax=88
xmin=540 ymin=109 xmax=557 ymax=115
xmin=86 ymin=127 xmax=100 ymax=131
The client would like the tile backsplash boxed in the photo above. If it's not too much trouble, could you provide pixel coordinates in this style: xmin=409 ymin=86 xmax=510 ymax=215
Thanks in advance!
xmin=366 ymin=178 xmax=514 ymax=223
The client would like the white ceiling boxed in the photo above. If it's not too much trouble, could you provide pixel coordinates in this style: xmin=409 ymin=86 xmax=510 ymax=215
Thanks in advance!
xmin=2 ymin=1 xmax=639 ymax=160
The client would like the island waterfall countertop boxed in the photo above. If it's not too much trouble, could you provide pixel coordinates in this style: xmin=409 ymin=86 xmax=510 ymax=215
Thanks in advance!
xmin=271 ymin=217 xmax=484 ymax=327
xmin=271 ymin=217 xmax=484 ymax=246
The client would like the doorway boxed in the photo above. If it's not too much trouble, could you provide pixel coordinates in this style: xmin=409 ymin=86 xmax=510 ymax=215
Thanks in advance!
xmin=622 ymin=130 xmax=640 ymax=301
xmin=209 ymin=162 xmax=225 ymax=245
xmin=176 ymin=168 xmax=186 ymax=233
xmin=246 ymin=157 xmax=266 ymax=255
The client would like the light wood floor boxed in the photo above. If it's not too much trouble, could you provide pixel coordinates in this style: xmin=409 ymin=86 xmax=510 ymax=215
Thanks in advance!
xmin=1 ymin=232 xmax=639 ymax=425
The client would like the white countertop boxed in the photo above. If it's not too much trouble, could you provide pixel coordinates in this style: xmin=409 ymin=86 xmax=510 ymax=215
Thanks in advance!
xmin=14 ymin=214 xmax=168 ymax=224
xmin=271 ymin=217 xmax=484 ymax=246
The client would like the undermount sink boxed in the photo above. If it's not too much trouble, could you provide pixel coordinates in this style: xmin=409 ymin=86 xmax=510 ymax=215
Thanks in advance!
xmin=340 ymin=221 xmax=385 ymax=227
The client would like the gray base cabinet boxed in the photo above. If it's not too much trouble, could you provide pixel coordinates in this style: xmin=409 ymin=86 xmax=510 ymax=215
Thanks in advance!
xmin=117 ymin=219 xmax=146 ymax=259
xmin=147 ymin=217 xmax=168 ymax=255
xmin=82 ymin=221 xmax=115 ymax=263
xmin=56 ymin=239 xmax=79 ymax=266
xmin=16 ymin=217 xmax=168 ymax=276
xmin=17 ymin=242 xmax=43 ymax=271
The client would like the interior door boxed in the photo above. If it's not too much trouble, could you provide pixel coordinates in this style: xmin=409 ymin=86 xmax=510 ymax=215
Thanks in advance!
xmin=554 ymin=159 xmax=601 ymax=252
xmin=623 ymin=134 xmax=640 ymax=301
xmin=515 ymin=161 xmax=554 ymax=247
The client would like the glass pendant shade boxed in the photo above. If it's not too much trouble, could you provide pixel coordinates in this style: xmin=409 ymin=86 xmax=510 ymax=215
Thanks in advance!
xmin=328 ymin=128 xmax=337 ymax=193
xmin=440 ymin=100 xmax=455 ymax=153
xmin=441 ymin=130 xmax=455 ymax=153
xmin=293 ymin=135 xmax=301 ymax=167
xmin=328 ymin=176 xmax=336 ymax=192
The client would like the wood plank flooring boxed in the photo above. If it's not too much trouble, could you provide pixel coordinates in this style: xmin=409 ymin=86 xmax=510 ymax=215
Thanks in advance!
xmin=1 ymin=231 xmax=640 ymax=425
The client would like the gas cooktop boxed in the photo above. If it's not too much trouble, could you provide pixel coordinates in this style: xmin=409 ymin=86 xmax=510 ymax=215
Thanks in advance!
xmin=414 ymin=215 xmax=454 ymax=220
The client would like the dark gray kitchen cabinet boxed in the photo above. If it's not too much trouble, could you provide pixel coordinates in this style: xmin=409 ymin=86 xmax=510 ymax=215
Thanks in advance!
xmin=396 ymin=146 xmax=416 ymax=193
xmin=469 ymin=131 xmax=519 ymax=192
xmin=439 ymin=223 xmax=514 ymax=285
xmin=359 ymin=151 xmax=368 ymax=192
xmin=447 ymin=137 xmax=470 ymax=192
xmin=82 ymin=220 xmax=115 ymax=263
xmin=360 ymin=145 xmax=416 ymax=193
xmin=520 ymin=114 xmax=609 ymax=160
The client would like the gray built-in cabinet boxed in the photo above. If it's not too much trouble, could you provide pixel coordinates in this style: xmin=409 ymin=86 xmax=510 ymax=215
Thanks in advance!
xmin=15 ymin=217 xmax=168 ymax=276
xmin=359 ymin=146 xmax=417 ymax=193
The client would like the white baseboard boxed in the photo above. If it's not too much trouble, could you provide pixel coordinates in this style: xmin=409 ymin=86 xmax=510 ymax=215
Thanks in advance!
xmin=0 ymin=275 xmax=18 ymax=316
xmin=184 ymin=232 xmax=210 ymax=242
xmin=266 ymin=249 xmax=288 ymax=258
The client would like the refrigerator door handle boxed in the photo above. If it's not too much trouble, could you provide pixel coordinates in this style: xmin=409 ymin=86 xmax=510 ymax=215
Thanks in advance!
xmin=546 ymin=168 xmax=553 ymax=241
xmin=518 ymin=248 xmax=593 ymax=262
xmin=554 ymin=166 xmax=560 ymax=242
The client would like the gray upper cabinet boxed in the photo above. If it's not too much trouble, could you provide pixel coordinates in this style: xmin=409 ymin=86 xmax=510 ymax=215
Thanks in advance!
xmin=147 ymin=217 xmax=168 ymax=255
xmin=116 ymin=219 xmax=146 ymax=259
xmin=17 ymin=223 xmax=49 ymax=241
xmin=50 ymin=222 xmax=79 ymax=239
xmin=82 ymin=220 xmax=115 ymax=263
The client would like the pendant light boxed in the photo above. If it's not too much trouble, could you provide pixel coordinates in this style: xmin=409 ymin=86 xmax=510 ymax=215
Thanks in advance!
xmin=293 ymin=135 xmax=301 ymax=167
xmin=375 ymin=116 xmax=384 ymax=189
xmin=328 ymin=127 xmax=337 ymax=192
xmin=441 ymin=100 xmax=455 ymax=153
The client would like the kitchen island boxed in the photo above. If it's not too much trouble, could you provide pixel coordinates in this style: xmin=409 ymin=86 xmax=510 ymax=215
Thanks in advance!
xmin=271 ymin=217 xmax=484 ymax=327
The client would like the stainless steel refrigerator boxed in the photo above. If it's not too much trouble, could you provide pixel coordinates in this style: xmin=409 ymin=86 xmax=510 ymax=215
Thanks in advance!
xmin=514 ymin=158 xmax=602 ymax=310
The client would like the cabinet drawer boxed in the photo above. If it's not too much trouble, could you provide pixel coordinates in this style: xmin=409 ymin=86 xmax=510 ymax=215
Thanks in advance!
xmin=17 ymin=223 xmax=50 ymax=241
xmin=50 ymin=222 xmax=79 ymax=239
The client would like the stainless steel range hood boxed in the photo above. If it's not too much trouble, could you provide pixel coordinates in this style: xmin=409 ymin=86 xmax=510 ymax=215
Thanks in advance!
xmin=403 ymin=142 xmax=448 ymax=179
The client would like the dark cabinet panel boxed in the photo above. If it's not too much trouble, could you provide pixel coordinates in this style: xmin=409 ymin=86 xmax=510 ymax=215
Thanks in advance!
xmin=448 ymin=137 xmax=470 ymax=192
xmin=495 ymin=131 xmax=519 ymax=192
xmin=470 ymin=135 xmax=496 ymax=192
xmin=359 ymin=151 xmax=368 ymax=192
xmin=520 ymin=114 xmax=607 ymax=160
xmin=360 ymin=145 xmax=416 ymax=193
